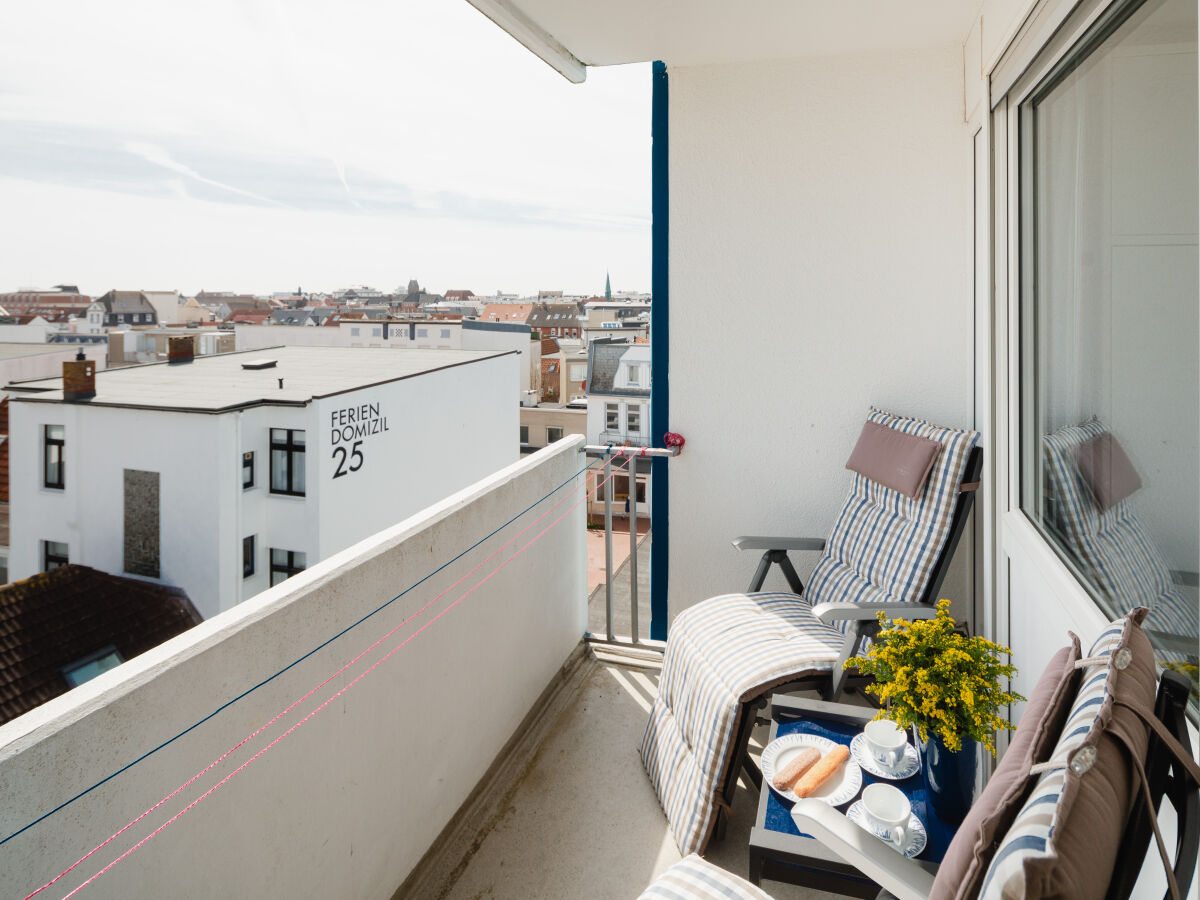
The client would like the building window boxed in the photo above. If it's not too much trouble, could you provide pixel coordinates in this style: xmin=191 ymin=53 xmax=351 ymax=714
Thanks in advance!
xmin=269 ymin=429 xmax=306 ymax=496
xmin=61 ymin=646 xmax=124 ymax=688
xmin=372 ymin=327 xmax=381 ymax=337
xmin=627 ymin=364 xmax=640 ymax=386
xmin=546 ymin=426 xmax=564 ymax=443
xmin=270 ymin=548 xmax=306 ymax=586
xmin=519 ymin=425 xmax=530 ymax=444
xmin=441 ymin=328 xmax=451 ymax=339
xmin=351 ymin=327 xmax=360 ymax=337
xmin=627 ymin=405 xmax=641 ymax=434
xmin=243 ymin=535 xmax=256 ymax=578
xmin=43 ymin=540 xmax=68 ymax=572
xmin=569 ymin=363 xmax=586 ymax=381
xmin=606 ymin=403 xmax=619 ymax=430
xmin=417 ymin=328 xmax=428 ymax=338
xmin=1018 ymin=0 xmax=1198 ymax=686
xmin=242 ymin=451 xmax=254 ymax=489
xmin=43 ymin=424 xmax=64 ymax=489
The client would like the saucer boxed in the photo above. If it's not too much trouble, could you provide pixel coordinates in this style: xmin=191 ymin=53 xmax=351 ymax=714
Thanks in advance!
xmin=846 ymin=800 xmax=927 ymax=859
xmin=850 ymin=733 xmax=920 ymax=781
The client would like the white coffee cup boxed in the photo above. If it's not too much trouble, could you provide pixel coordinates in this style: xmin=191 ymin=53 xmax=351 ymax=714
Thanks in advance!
xmin=861 ymin=783 xmax=911 ymax=849
xmin=864 ymin=719 xmax=907 ymax=770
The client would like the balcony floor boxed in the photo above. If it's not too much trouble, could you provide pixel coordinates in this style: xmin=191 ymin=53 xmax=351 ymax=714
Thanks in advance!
xmin=431 ymin=655 xmax=845 ymax=899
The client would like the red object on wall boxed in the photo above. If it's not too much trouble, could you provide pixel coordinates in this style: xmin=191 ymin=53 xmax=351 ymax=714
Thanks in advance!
xmin=663 ymin=432 xmax=685 ymax=453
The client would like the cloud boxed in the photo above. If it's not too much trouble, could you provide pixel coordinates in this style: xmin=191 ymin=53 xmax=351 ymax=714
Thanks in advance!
xmin=124 ymin=140 xmax=291 ymax=209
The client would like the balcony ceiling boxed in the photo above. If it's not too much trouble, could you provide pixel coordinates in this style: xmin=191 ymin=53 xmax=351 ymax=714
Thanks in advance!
xmin=468 ymin=0 xmax=982 ymax=81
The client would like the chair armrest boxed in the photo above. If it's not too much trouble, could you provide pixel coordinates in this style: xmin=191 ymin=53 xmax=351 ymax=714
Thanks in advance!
xmin=791 ymin=800 xmax=936 ymax=900
xmin=731 ymin=536 xmax=826 ymax=552
xmin=810 ymin=601 xmax=939 ymax=626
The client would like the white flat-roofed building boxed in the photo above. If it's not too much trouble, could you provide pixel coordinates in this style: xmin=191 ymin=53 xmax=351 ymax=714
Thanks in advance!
xmin=6 ymin=345 xmax=518 ymax=619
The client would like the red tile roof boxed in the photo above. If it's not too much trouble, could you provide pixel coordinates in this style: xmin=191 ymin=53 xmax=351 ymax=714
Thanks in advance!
xmin=479 ymin=303 xmax=533 ymax=324
xmin=225 ymin=311 xmax=271 ymax=324
xmin=540 ymin=337 xmax=560 ymax=356
xmin=0 ymin=566 xmax=201 ymax=725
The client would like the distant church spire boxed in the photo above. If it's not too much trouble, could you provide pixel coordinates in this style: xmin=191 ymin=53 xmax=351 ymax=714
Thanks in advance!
xmin=604 ymin=271 xmax=611 ymax=301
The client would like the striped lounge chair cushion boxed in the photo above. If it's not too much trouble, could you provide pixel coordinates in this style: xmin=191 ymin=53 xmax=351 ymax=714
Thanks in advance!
xmin=980 ymin=610 xmax=1158 ymax=899
xmin=1043 ymin=422 xmax=1198 ymax=649
xmin=640 ymin=410 xmax=979 ymax=856
xmin=806 ymin=409 xmax=980 ymax=630
xmin=641 ymin=593 xmax=844 ymax=855
xmin=638 ymin=855 xmax=773 ymax=900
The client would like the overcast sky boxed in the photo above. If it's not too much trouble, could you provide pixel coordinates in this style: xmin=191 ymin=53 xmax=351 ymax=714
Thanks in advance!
xmin=0 ymin=0 xmax=650 ymax=297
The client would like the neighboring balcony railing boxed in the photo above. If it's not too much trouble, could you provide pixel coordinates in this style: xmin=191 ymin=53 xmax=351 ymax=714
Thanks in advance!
xmin=584 ymin=443 xmax=678 ymax=648
xmin=599 ymin=430 xmax=649 ymax=447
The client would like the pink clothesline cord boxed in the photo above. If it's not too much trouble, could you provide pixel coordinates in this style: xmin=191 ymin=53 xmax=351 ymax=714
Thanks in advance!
xmin=32 ymin=457 xmax=627 ymax=900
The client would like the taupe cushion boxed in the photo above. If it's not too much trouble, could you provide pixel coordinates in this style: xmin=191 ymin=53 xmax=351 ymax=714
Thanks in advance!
xmin=928 ymin=635 xmax=1081 ymax=900
xmin=844 ymin=418 xmax=942 ymax=500
xmin=980 ymin=609 xmax=1158 ymax=899
xmin=1074 ymin=431 xmax=1142 ymax=512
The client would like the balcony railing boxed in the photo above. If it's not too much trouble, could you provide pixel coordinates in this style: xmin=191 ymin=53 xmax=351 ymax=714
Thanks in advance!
xmin=585 ymin=443 xmax=676 ymax=648
xmin=0 ymin=439 xmax=591 ymax=899
xmin=599 ymin=429 xmax=649 ymax=447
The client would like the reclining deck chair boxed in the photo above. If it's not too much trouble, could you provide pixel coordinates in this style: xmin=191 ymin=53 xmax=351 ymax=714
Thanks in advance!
xmin=639 ymin=609 xmax=1199 ymax=900
xmin=640 ymin=409 xmax=981 ymax=856
xmin=1043 ymin=420 xmax=1199 ymax=665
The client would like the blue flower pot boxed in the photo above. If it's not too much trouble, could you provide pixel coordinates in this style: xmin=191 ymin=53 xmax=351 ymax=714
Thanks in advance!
xmin=919 ymin=733 xmax=978 ymax=824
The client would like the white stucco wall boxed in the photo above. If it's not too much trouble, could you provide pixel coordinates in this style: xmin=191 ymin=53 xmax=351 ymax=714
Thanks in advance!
xmin=0 ymin=324 xmax=58 ymax=343
xmin=9 ymin=403 xmax=237 ymax=617
xmin=314 ymin=354 xmax=518 ymax=562
xmin=235 ymin=324 xmax=341 ymax=350
xmin=665 ymin=47 xmax=975 ymax=619
xmin=462 ymin=324 xmax=535 ymax=399
xmin=0 ymin=440 xmax=588 ymax=899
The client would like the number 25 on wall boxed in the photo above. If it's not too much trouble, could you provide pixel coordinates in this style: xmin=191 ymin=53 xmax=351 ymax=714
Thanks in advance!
xmin=332 ymin=441 xmax=364 ymax=478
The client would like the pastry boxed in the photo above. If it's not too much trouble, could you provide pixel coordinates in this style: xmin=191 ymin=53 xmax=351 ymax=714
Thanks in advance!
xmin=793 ymin=745 xmax=850 ymax=798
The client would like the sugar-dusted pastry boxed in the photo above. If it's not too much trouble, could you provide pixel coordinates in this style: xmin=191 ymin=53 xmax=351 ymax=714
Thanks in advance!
xmin=793 ymin=745 xmax=850 ymax=798
xmin=770 ymin=747 xmax=821 ymax=791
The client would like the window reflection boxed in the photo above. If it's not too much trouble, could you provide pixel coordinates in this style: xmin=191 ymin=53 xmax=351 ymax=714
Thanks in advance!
xmin=1021 ymin=0 xmax=1199 ymax=700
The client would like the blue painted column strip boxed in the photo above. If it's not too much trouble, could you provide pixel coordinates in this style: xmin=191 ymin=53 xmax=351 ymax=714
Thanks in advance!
xmin=650 ymin=60 xmax=669 ymax=641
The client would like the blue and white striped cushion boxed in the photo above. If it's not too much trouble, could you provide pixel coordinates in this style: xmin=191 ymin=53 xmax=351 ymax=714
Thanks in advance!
xmin=640 ymin=593 xmax=844 ymax=855
xmin=638 ymin=855 xmax=774 ymax=900
xmin=1043 ymin=422 xmax=1198 ymax=652
xmin=979 ymin=616 xmax=1135 ymax=899
xmin=807 ymin=409 xmax=980 ymax=631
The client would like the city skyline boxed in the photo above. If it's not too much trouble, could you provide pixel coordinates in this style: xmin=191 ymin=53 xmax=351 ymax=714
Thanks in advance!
xmin=0 ymin=0 xmax=652 ymax=296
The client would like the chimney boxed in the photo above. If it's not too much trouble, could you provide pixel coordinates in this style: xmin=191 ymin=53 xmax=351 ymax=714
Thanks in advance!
xmin=62 ymin=360 xmax=96 ymax=402
xmin=168 ymin=336 xmax=195 ymax=364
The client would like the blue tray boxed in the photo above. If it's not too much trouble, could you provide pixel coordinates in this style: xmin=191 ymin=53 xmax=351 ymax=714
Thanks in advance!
xmin=763 ymin=714 xmax=957 ymax=863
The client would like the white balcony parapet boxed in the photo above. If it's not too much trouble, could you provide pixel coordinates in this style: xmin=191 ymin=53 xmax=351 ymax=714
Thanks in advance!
xmin=0 ymin=438 xmax=589 ymax=899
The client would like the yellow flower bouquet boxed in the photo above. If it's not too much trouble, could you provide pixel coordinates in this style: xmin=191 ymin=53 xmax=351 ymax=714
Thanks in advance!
xmin=845 ymin=599 xmax=1023 ymax=756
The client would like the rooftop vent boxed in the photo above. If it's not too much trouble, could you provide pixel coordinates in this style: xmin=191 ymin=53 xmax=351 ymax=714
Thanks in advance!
xmin=241 ymin=359 xmax=278 ymax=370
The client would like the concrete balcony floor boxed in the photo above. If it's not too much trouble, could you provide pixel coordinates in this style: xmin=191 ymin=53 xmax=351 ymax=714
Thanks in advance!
xmin=420 ymin=653 xmax=844 ymax=900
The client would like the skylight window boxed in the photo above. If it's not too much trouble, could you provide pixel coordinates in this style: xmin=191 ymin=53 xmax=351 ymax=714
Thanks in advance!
xmin=61 ymin=646 xmax=124 ymax=688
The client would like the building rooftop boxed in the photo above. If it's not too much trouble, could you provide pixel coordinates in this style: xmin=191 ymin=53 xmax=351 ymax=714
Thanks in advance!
xmin=586 ymin=341 xmax=651 ymax=397
xmin=0 ymin=565 xmax=201 ymax=726
xmin=5 ymin=346 xmax=515 ymax=412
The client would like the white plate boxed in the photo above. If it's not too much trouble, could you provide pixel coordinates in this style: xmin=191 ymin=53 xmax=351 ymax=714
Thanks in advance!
xmin=761 ymin=733 xmax=861 ymax=807
xmin=850 ymin=733 xmax=920 ymax=781
xmin=846 ymin=800 xmax=928 ymax=858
